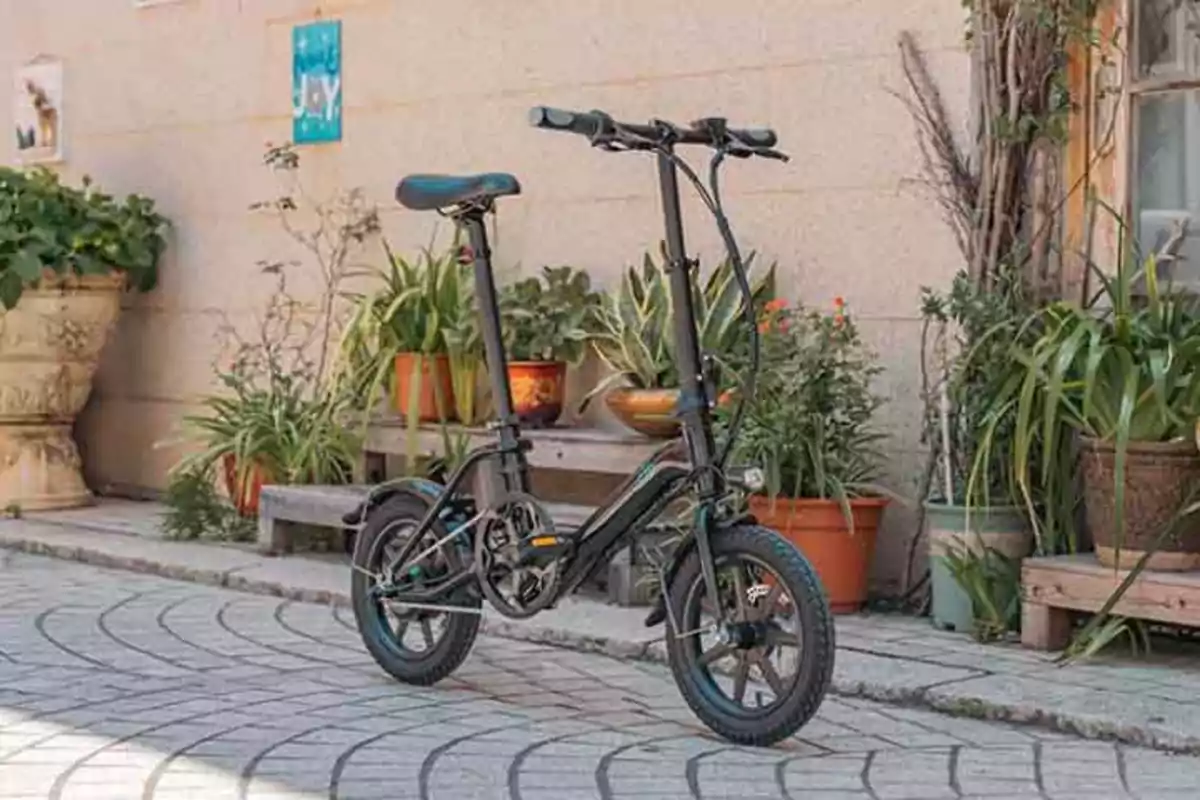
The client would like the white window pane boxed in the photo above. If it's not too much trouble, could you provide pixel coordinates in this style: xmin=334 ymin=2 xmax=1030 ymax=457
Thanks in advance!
xmin=1137 ymin=0 xmax=1200 ymax=79
xmin=1136 ymin=92 xmax=1190 ymax=211
xmin=1134 ymin=91 xmax=1200 ymax=284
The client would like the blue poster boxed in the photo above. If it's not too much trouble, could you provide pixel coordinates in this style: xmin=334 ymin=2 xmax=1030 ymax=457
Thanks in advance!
xmin=292 ymin=20 xmax=342 ymax=144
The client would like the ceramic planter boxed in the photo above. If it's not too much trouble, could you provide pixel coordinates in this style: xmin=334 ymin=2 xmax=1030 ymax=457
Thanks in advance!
xmin=1081 ymin=435 xmax=1200 ymax=571
xmin=508 ymin=361 xmax=566 ymax=428
xmin=749 ymin=495 xmax=888 ymax=614
xmin=605 ymin=387 xmax=680 ymax=438
xmin=925 ymin=503 xmax=1032 ymax=633
xmin=393 ymin=353 xmax=457 ymax=424
xmin=0 ymin=274 xmax=125 ymax=511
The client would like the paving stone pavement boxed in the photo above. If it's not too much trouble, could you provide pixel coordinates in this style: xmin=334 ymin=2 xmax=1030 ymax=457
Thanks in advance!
xmin=0 ymin=552 xmax=1197 ymax=800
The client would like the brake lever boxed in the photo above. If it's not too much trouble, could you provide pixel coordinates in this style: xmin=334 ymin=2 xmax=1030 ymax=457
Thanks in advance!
xmin=755 ymin=147 xmax=790 ymax=162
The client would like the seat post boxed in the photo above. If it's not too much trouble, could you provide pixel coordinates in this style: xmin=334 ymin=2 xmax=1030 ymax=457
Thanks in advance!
xmin=458 ymin=209 xmax=529 ymax=495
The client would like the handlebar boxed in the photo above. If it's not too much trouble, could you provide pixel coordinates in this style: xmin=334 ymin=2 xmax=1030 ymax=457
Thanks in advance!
xmin=528 ymin=106 xmax=780 ymax=155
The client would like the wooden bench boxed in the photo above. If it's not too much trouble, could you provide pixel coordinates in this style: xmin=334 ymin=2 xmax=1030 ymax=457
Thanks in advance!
xmin=1021 ymin=553 xmax=1200 ymax=650
xmin=360 ymin=420 xmax=666 ymax=481
xmin=256 ymin=476 xmax=671 ymax=606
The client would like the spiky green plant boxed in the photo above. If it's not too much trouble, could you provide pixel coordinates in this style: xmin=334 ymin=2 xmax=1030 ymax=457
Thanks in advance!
xmin=585 ymin=246 xmax=775 ymax=405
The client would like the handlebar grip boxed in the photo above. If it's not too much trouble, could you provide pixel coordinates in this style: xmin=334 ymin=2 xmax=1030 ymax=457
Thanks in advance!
xmin=528 ymin=106 xmax=604 ymax=138
xmin=731 ymin=128 xmax=777 ymax=148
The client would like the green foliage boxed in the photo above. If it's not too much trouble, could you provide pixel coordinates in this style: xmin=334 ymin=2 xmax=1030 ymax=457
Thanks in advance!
xmin=970 ymin=213 xmax=1200 ymax=556
xmin=920 ymin=269 xmax=1030 ymax=505
xmin=940 ymin=543 xmax=1022 ymax=642
xmin=722 ymin=299 xmax=886 ymax=504
xmin=163 ymin=145 xmax=375 ymax=526
xmin=161 ymin=466 xmax=255 ymax=543
xmin=0 ymin=167 xmax=168 ymax=309
xmin=500 ymin=266 xmax=600 ymax=363
xmin=335 ymin=238 xmax=474 ymax=418
xmin=587 ymin=246 xmax=776 ymax=400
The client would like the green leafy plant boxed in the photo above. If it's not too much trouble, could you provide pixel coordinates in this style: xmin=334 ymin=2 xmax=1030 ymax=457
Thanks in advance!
xmin=500 ymin=266 xmax=600 ymax=363
xmin=722 ymin=298 xmax=886 ymax=507
xmin=170 ymin=266 xmax=361 ymax=501
xmin=161 ymin=466 xmax=256 ymax=542
xmin=920 ymin=269 xmax=1030 ymax=506
xmin=335 ymin=238 xmax=472 ymax=418
xmin=971 ymin=210 xmax=1200 ymax=557
xmin=586 ymin=246 xmax=775 ymax=403
xmin=940 ymin=543 xmax=1022 ymax=642
xmin=161 ymin=143 xmax=375 ymax=521
xmin=0 ymin=166 xmax=168 ymax=308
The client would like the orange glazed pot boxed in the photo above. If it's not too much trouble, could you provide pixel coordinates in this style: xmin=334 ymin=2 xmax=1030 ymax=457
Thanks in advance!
xmin=604 ymin=387 xmax=680 ymax=438
xmin=393 ymin=352 xmax=457 ymax=423
xmin=508 ymin=361 xmax=567 ymax=428
xmin=749 ymin=495 xmax=888 ymax=614
xmin=222 ymin=454 xmax=270 ymax=518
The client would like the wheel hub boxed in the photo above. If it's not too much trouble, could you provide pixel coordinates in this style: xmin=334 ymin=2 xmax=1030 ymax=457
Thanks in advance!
xmin=721 ymin=621 xmax=768 ymax=650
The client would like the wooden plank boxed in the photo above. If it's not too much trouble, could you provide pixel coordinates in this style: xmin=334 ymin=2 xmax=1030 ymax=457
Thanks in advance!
xmin=1021 ymin=554 xmax=1200 ymax=629
xmin=1021 ymin=602 xmax=1073 ymax=651
xmin=364 ymin=418 xmax=667 ymax=475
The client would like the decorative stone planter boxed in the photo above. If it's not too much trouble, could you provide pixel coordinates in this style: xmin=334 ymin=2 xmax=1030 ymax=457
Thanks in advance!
xmin=1081 ymin=435 xmax=1200 ymax=571
xmin=0 ymin=274 xmax=124 ymax=512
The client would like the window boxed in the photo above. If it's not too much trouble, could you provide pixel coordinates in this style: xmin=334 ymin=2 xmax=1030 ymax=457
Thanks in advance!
xmin=1132 ymin=0 xmax=1200 ymax=280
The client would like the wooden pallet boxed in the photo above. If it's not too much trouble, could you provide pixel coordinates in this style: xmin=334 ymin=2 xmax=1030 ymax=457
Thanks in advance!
xmin=1021 ymin=553 xmax=1200 ymax=650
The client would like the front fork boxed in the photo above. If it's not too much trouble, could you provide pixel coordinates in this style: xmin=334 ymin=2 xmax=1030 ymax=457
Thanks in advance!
xmin=655 ymin=143 xmax=726 ymax=624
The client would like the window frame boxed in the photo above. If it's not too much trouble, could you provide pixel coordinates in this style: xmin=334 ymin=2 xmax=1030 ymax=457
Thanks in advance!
xmin=1127 ymin=0 xmax=1200 ymax=277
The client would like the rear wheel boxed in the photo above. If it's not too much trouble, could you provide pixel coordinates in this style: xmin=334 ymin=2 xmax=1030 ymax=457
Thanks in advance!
xmin=664 ymin=525 xmax=834 ymax=746
xmin=350 ymin=493 xmax=480 ymax=685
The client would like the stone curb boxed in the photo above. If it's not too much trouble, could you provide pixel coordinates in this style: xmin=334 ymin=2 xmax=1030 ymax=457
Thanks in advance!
xmin=1 ymin=533 xmax=1195 ymax=755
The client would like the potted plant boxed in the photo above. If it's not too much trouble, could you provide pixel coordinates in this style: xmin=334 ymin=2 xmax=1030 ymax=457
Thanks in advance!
xmin=165 ymin=264 xmax=361 ymax=518
xmin=339 ymin=240 xmax=471 ymax=425
xmin=975 ymin=228 xmax=1200 ymax=572
xmin=920 ymin=271 xmax=1034 ymax=634
xmin=500 ymin=266 xmax=600 ymax=427
xmin=587 ymin=247 xmax=775 ymax=437
xmin=722 ymin=297 xmax=888 ymax=613
xmin=0 ymin=167 xmax=168 ymax=511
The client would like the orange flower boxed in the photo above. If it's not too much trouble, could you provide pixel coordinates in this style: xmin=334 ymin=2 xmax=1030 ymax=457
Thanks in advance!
xmin=833 ymin=296 xmax=846 ymax=309
xmin=758 ymin=320 xmax=772 ymax=334
xmin=764 ymin=298 xmax=788 ymax=313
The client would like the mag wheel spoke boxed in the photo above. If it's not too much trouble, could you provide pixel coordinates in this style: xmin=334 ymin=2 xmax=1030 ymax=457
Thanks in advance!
xmin=683 ymin=552 xmax=805 ymax=715
xmin=369 ymin=520 xmax=451 ymax=657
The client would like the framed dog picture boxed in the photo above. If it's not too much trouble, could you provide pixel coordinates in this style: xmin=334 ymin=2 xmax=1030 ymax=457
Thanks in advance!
xmin=13 ymin=57 xmax=64 ymax=164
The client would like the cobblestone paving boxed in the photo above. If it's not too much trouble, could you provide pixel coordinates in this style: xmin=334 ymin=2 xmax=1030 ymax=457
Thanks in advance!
xmin=0 ymin=553 xmax=1196 ymax=799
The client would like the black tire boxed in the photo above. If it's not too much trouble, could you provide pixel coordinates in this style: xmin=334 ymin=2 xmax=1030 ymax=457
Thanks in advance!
xmin=664 ymin=525 xmax=835 ymax=747
xmin=350 ymin=493 xmax=480 ymax=685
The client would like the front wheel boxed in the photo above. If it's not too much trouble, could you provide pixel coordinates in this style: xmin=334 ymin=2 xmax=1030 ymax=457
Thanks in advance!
xmin=664 ymin=525 xmax=835 ymax=747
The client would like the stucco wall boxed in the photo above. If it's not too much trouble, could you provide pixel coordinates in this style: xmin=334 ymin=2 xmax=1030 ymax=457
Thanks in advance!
xmin=1 ymin=0 xmax=970 ymax=594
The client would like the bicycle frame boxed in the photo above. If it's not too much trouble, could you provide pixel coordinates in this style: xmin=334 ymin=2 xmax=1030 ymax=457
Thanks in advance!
xmin=373 ymin=146 xmax=728 ymax=615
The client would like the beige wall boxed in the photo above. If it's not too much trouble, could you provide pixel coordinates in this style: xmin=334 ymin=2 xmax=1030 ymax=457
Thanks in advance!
xmin=1 ymin=0 xmax=970 ymax=594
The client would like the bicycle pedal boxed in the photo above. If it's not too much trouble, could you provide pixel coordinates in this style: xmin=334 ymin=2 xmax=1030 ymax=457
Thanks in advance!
xmin=516 ymin=533 xmax=575 ymax=566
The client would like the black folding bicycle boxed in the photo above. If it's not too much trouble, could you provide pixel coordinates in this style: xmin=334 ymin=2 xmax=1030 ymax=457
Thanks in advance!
xmin=346 ymin=106 xmax=835 ymax=746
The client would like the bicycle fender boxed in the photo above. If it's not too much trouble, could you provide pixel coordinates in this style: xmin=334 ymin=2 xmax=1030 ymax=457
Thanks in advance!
xmin=643 ymin=536 xmax=695 ymax=628
xmin=642 ymin=511 xmax=759 ymax=628
xmin=341 ymin=478 xmax=445 ymax=529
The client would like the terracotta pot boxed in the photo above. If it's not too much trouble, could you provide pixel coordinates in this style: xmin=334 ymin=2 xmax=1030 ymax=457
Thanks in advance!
xmin=925 ymin=503 xmax=1032 ymax=633
xmin=221 ymin=454 xmax=271 ymax=518
xmin=1081 ymin=435 xmax=1200 ymax=571
xmin=605 ymin=387 xmax=680 ymax=438
xmin=749 ymin=495 xmax=888 ymax=614
xmin=0 ymin=274 xmax=125 ymax=512
xmin=508 ymin=361 xmax=566 ymax=428
xmin=393 ymin=353 xmax=457 ymax=423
